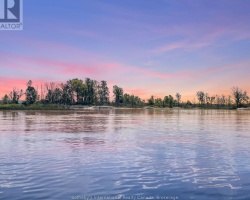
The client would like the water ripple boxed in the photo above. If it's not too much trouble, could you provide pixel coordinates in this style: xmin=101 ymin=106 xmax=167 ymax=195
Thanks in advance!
xmin=1 ymin=109 xmax=250 ymax=199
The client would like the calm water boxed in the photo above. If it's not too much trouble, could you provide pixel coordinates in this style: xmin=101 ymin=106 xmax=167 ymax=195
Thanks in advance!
xmin=0 ymin=109 xmax=250 ymax=200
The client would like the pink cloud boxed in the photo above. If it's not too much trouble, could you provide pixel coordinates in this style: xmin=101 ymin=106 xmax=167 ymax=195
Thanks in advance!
xmin=0 ymin=52 xmax=173 ymax=80
xmin=196 ymin=62 xmax=242 ymax=75
xmin=1 ymin=52 xmax=244 ymax=84
xmin=152 ymin=40 xmax=210 ymax=55
xmin=1 ymin=51 xmax=249 ymax=101
xmin=0 ymin=52 xmax=98 ymax=76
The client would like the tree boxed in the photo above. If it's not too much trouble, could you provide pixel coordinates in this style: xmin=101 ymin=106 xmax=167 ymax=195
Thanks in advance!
xmin=123 ymin=93 xmax=130 ymax=106
xmin=148 ymin=95 xmax=154 ymax=106
xmin=221 ymin=94 xmax=226 ymax=107
xmin=163 ymin=95 xmax=174 ymax=108
xmin=85 ymin=78 xmax=97 ymax=105
xmin=44 ymin=82 xmax=56 ymax=104
xmin=123 ymin=93 xmax=143 ymax=107
xmin=231 ymin=87 xmax=249 ymax=108
xmin=25 ymin=80 xmax=38 ymax=105
xmin=69 ymin=78 xmax=86 ymax=104
xmin=196 ymin=91 xmax=205 ymax=105
xmin=53 ymin=88 xmax=63 ymax=104
xmin=168 ymin=95 xmax=174 ymax=108
xmin=209 ymin=96 xmax=215 ymax=105
xmin=134 ymin=96 xmax=143 ymax=107
xmin=61 ymin=82 xmax=75 ymax=105
xmin=98 ymin=80 xmax=109 ymax=105
xmin=215 ymin=95 xmax=221 ymax=108
xmin=155 ymin=98 xmax=163 ymax=107
xmin=130 ymin=95 xmax=135 ymax=107
xmin=176 ymin=93 xmax=181 ymax=106
xmin=227 ymin=95 xmax=232 ymax=108
xmin=186 ymin=100 xmax=192 ymax=106
xmin=9 ymin=88 xmax=23 ymax=104
xmin=163 ymin=96 xmax=169 ymax=107
xmin=205 ymin=93 xmax=210 ymax=106
xmin=2 ymin=94 xmax=10 ymax=104
xmin=113 ymin=85 xmax=123 ymax=106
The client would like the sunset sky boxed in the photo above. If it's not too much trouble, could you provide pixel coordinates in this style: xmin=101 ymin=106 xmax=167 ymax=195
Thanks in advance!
xmin=1 ymin=0 xmax=250 ymax=101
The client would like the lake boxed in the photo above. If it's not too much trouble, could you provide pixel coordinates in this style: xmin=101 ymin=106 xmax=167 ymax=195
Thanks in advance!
xmin=0 ymin=109 xmax=250 ymax=200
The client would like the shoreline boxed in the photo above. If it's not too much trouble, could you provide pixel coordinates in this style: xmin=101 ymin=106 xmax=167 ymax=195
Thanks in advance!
xmin=0 ymin=104 xmax=249 ymax=111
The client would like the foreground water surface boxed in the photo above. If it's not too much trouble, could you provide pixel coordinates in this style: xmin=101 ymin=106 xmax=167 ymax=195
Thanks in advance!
xmin=0 ymin=109 xmax=250 ymax=200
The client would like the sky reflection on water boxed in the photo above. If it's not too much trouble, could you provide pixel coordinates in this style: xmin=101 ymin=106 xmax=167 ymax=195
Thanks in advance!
xmin=0 ymin=109 xmax=250 ymax=200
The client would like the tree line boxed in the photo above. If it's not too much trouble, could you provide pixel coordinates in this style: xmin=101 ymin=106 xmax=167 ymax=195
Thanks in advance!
xmin=0 ymin=78 xmax=249 ymax=109
xmin=195 ymin=87 xmax=249 ymax=108
xmin=0 ymin=78 xmax=144 ymax=107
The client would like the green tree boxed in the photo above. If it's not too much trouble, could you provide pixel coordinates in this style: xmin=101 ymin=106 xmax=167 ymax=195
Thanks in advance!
xmin=85 ymin=78 xmax=97 ymax=105
xmin=155 ymin=98 xmax=163 ymax=107
xmin=98 ymin=80 xmax=110 ymax=105
xmin=186 ymin=100 xmax=192 ymax=106
xmin=123 ymin=93 xmax=130 ymax=106
xmin=163 ymin=95 xmax=174 ymax=108
xmin=2 ymin=94 xmax=10 ymax=104
xmin=9 ymin=88 xmax=23 ymax=104
xmin=25 ymin=80 xmax=38 ymax=105
xmin=45 ymin=90 xmax=53 ymax=103
xmin=209 ymin=96 xmax=215 ymax=106
xmin=232 ymin=87 xmax=249 ymax=108
xmin=45 ymin=82 xmax=57 ymax=104
xmin=221 ymin=94 xmax=226 ymax=107
xmin=61 ymin=82 xmax=74 ymax=105
xmin=122 ymin=93 xmax=143 ymax=107
xmin=134 ymin=96 xmax=143 ymax=107
xmin=53 ymin=88 xmax=63 ymax=104
xmin=168 ymin=95 xmax=174 ymax=108
xmin=113 ymin=85 xmax=123 ymax=106
xmin=130 ymin=95 xmax=135 ymax=107
xmin=227 ymin=95 xmax=232 ymax=108
xmin=196 ymin=91 xmax=205 ymax=106
xmin=163 ymin=96 xmax=169 ymax=107
xmin=148 ymin=95 xmax=154 ymax=106
xmin=205 ymin=93 xmax=210 ymax=106
xmin=176 ymin=93 xmax=181 ymax=106
xmin=69 ymin=78 xmax=86 ymax=104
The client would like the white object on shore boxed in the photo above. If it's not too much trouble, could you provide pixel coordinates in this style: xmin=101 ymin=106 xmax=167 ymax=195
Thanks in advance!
xmin=237 ymin=107 xmax=250 ymax=110
xmin=69 ymin=105 xmax=113 ymax=110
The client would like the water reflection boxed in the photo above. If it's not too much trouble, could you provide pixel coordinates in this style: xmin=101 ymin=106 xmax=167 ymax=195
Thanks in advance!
xmin=64 ymin=137 xmax=105 ymax=147
xmin=1 ymin=111 xmax=19 ymax=121
xmin=0 ymin=109 xmax=250 ymax=200
xmin=16 ymin=110 xmax=111 ymax=133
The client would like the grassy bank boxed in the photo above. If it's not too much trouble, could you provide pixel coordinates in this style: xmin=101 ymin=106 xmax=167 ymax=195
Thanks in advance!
xmin=0 ymin=104 xmax=67 ymax=110
xmin=0 ymin=103 xmax=247 ymax=111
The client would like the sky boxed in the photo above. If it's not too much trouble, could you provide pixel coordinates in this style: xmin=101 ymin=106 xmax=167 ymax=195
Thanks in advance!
xmin=0 ymin=0 xmax=250 ymax=101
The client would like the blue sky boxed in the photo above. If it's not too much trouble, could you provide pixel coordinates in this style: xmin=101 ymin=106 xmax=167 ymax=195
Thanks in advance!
xmin=1 ymin=0 xmax=250 ymax=100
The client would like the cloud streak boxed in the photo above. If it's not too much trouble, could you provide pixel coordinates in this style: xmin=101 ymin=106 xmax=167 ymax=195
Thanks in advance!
xmin=152 ymin=41 xmax=210 ymax=54
xmin=1 ymin=50 xmax=248 ymax=100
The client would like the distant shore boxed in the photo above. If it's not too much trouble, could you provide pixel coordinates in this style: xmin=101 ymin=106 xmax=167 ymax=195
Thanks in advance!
xmin=0 ymin=104 xmax=66 ymax=110
xmin=0 ymin=103 xmax=250 ymax=111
